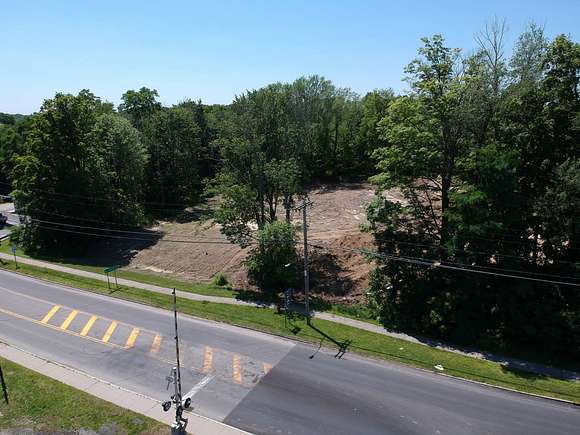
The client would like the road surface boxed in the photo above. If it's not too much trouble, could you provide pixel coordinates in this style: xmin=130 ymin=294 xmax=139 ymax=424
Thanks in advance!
xmin=0 ymin=269 xmax=578 ymax=434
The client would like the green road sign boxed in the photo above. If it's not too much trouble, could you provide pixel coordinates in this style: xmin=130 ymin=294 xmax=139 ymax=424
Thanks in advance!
xmin=104 ymin=265 xmax=121 ymax=273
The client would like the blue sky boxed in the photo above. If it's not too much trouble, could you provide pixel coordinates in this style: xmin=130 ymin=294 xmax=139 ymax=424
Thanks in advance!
xmin=1 ymin=0 xmax=578 ymax=114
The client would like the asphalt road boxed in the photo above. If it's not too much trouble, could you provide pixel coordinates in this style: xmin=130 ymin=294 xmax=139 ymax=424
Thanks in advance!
xmin=0 ymin=269 xmax=578 ymax=434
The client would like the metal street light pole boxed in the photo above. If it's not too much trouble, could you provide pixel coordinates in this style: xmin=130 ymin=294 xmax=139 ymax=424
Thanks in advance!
xmin=172 ymin=288 xmax=187 ymax=434
xmin=161 ymin=288 xmax=189 ymax=434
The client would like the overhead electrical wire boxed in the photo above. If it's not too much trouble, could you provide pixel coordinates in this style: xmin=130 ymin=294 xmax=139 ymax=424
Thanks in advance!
xmin=30 ymin=218 xmax=226 ymax=241
xmin=0 ymin=181 xmax=199 ymax=209
xmin=362 ymin=235 xmax=580 ymax=265
xmin=310 ymin=242 xmax=580 ymax=287
xmin=4 ymin=180 xmax=579 ymax=242
xmin=34 ymin=225 xmax=237 ymax=245
xmin=24 ymin=221 xmax=580 ymax=287
xmin=3 ymin=183 xmax=579 ymax=286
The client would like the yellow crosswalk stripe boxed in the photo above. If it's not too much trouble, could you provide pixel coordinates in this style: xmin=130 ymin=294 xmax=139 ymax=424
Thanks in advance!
xmin=233 ymin=354 xmax=242 ymax=384
xmin=125 ymin=328 xmax=140 ymax=348
xmin=80 ymin=315 xmax=97 ymax=336
xmin=202 ymin=346 xmax=213 ymax=373
xmin=263 ymin=363 xmax=273 ymax=375
xmin=101 ymin=321 xmax=117 ymax=343
xmin=41 ymin=305 xmax=61 ymax=324
xmin=150 ymin=334 xmax=162 ymax=354
xmin=60 ymin=310 xmax=78 ymax=330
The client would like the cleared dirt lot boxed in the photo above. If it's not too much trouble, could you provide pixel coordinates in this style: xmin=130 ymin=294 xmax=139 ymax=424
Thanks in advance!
xmin=127 ymin=182 xmax=393 ymax=299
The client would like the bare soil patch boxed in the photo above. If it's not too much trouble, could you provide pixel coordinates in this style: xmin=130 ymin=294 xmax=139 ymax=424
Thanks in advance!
xmin=122 ymin=182 xmax=395 ymax=299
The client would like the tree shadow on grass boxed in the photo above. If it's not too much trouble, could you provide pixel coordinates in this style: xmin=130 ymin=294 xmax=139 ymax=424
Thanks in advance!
xmin=500 ymin=362 xmax=548 ymax=380
xmin=234 ymin=289 xmax=278 ymax=307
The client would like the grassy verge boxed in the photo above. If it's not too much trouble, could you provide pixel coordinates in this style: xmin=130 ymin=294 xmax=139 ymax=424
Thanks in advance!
xmin=0 ymin=240 xmax=235 ymax=298
xmin=0 ymin=357 xmax=166 ymax=433
xmin=327 ymin=303 xmax=380 ymax=325
xmin=1 ymin=259 xmax=579 ymax=404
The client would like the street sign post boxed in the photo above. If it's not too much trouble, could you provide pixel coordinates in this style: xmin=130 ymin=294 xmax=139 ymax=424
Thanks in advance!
xmin=11 ymin=245 xmax=17 ymax=269
xmin=284 ymin=288 xmax=294 ymax=328
xmin=104 ymin=265 xmax=120 ymax=290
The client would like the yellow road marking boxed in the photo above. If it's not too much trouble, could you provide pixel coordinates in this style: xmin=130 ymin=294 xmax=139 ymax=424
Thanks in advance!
xmin=0 ymin=304 xmax=266 ymax=388
xmin=233 ymin=354 xmax=242 ymax=384
xmin=150 ymin=334 xmax=162 ymax=354
xmin=0 ymin=286 xmax=158 ymax=336
xmin=202 ymin=346 xmax=213 ymax=373
xmin=41 ymin=305 xmax=61 ymax=324
xmin=0 ymin=287 xmax=270 ymax=388
xmin=263 ymin=363 xmax=273 ymax=375
xmin=102 ymin=321 xmax=117 ymax=343
xmin=126 ymin=328 xmax=140 ymax=348
xmin=60 ymin=310 xmax=78 ymax=330
xmin=80 ymin=315 xmax=97 ymax=336
xmin=0 ymin=306 xmax=125 ymax=350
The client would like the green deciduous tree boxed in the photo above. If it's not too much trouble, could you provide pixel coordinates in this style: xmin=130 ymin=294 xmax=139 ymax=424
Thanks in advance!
xmin=367 ymin=32 xmax=580 ymax=358
xmin=142 ymin=106 xmax=202 ymax=206
xmin=12 ymin=91 xmax=145 ymax=253
xmin=246 ymin=221 xmax=299 ymax=294
xmin=118 ymin=87 xmax=161 ymax=131
xmin=373 ymin=35 xmax=465 ymax=248
xmin=212 ymin=139 xmax=302 ymax=246
xmin=89 ymin=114 xmax=148 ymax=224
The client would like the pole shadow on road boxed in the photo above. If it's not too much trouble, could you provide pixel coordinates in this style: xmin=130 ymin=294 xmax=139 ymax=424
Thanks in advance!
xmin=307 ymin=322 xmax=351 ymax=359
xmin=284 ymin=314 xmax=352 ymax=360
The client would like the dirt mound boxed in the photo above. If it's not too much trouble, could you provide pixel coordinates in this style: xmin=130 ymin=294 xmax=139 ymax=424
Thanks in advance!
xmin=310 ymin=231 xmax=375 ymax=302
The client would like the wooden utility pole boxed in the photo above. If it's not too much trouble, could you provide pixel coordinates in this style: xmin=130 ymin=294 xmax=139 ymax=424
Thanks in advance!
xmin=296 ymin=197 xmax=313 ymax=323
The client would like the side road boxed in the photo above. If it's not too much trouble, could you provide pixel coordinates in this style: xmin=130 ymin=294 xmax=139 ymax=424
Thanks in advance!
xmin=1 ymin=251 xmax=578 ymax=382
xmin=0 ymin=341 xmax=250 ymax=435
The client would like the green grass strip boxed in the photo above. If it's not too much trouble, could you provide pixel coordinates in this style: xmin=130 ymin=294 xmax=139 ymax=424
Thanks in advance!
xmin=0 ymin=357 xmax=165 ymax=433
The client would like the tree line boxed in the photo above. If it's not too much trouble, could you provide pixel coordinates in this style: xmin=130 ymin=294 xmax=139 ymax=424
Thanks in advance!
xmin=0 ymin=21 xmax=578 ymax=362
xmin=367 ymin=24 xmax=579 ymax=361
xmin=0 ymin=75 xmax=392 ymax=252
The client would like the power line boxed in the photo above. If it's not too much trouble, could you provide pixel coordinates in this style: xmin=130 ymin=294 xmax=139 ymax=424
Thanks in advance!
xmin=23 ymin=220 xmax=580 ymax=284
xmin=6 ymin=180 xmax=579 ymax=242
xmin=23 ymin=207 xmax=153 ymax=228
xmin=365 ymin=235 xmax=580 ymax=265
xmin=0 ymin=181 xmax=199 ymax=209
xmin=7 ymin=221 xmax=580 ymax=288
xmin=348 ymin=242 xmax=580 ymax=282
xmin=30 ymin=219 xmax=226 ymax=241
xmin=18 ymin=195 xmax=211 ymax=215
xmin=311 ymin=242 xmax=580 ymax=287
xmin=34 ymin=225 xmax=237 ymax=245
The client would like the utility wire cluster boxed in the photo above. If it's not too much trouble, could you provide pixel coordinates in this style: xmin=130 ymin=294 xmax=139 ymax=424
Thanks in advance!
xmin=3 ymin=184 xmax=579 ymax=288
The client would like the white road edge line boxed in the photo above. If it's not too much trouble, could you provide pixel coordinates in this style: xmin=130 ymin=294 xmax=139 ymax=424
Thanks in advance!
xmin=185 ymin=374 xmax=215 ymax=399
